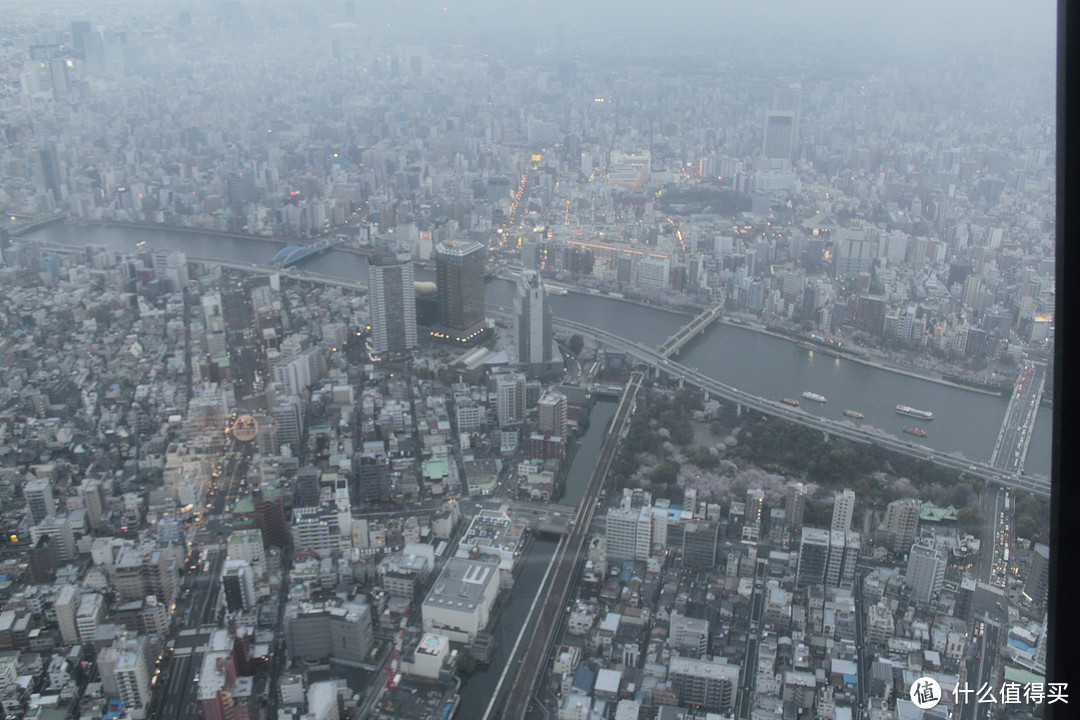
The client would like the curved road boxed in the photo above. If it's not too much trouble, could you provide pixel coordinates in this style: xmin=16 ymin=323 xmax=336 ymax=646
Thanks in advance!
xmin=35 ymin=243 xmax=1037 ymax=499
xmin=538 ymin=314 xmax=1047 ymax=499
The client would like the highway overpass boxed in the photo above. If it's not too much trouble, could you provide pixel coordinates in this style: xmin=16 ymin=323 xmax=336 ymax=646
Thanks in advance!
xmin=531 ymin=312 xmax=1049 ymax=500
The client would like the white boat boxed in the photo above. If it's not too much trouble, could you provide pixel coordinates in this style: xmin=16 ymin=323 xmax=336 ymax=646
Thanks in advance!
xmin=896 ymin=404 xmax=934 ymax=420
xmin=802 ymin=392 xmax=827 ymax=403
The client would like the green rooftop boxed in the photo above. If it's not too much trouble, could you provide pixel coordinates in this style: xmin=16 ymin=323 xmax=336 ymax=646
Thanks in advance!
xmin=423 ymin=456 xmax=450 ymax=481
xmin=1004 ymin=665 xmax=1044 ymax=686
xmin=233 ymin=496 xmax=255 ymax=514
xmin=919 ymin=501 xmax=958 ymax=523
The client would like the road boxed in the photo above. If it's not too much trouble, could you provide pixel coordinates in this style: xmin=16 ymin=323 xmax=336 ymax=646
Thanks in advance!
xmin=527 ymin=313 xmax=1048 ymax=499
xmin=853 ymin=566 xmax=869 ymax=720
xmin=736 ymin=558 xmax=769 ymax=719
xmin=960 ymin=615 xmax=1002 ymax=720
xmin=75 ymin=252 xmax=1043 ymax=499
xmin=156 ymin=543 xmax=226 ymax=720
xmin=491 ymin=371 xmax=644 ymax=720
xmin=980 ymin=488 xmax=1012 ymax=588
xmin=990 ymin=363 xmax=1045 ymax=473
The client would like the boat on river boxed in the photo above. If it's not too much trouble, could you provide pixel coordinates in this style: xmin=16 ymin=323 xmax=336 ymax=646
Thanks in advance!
xmin=896 ymin=404 xmax=934 ymax=420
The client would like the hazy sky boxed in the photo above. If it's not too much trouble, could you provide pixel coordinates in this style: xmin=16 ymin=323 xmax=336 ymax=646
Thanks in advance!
xmin=373 ymin=0 xmax=1056 ymax=59
xmin=1 ymin=0 xmax=1057 ymax=69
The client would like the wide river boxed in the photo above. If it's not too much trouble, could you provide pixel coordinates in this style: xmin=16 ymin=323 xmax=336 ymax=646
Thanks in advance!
xmin=25 ymin=223 xmax=1051 ymax=477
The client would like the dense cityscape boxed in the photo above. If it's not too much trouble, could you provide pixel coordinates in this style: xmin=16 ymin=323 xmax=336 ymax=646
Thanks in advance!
xmin=0 ymin=3 xmax=1060 ymax=720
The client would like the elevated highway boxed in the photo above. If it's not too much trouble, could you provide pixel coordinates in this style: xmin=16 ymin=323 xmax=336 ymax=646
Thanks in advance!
xmin=989 ymin=362 xmax=1046 ymax=474
xmin=537 ymin=313 xmax=1049 ymax=500
xmin=18 ymin=240 xmax=1036 ymax=499
xmin=490 ymin=372 xmax=644 ymax=720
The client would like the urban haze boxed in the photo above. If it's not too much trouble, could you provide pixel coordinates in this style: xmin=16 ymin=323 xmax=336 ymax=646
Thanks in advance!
xmin=0 ymin=2 xmax=1058 ymax=720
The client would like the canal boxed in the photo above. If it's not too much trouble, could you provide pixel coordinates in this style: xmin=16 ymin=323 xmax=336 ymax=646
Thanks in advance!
xmin=456 ymin=399 xmax=616 ymax=718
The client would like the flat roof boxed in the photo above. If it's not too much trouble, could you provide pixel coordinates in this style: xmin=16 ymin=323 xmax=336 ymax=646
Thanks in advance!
xmin=669 ymin=656 xmax=740 ymax=682
xmin=423 ymin=558 xmax=498 ymax=612
xmin=461 ymin=511 xmax=524 ymax=554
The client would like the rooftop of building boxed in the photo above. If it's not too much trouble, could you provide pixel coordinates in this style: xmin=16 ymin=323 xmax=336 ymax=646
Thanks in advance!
xmin=423 ymin=557 xmax=498 ymax=612
xmin=435 ymin=240 xmax=484 ymax=258
xmin=668 ymin=655 xmax=740 ymax=680
xmin=459 ymin=511 xmax=524 ymax=554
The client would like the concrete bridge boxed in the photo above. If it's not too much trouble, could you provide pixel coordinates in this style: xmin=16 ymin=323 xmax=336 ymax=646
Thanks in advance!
xmin=1 ymin=212 xmax=67 ymax=237
xmin=658 ymin=302 xmax=725 ymax=357
xmin=555 ymin=315 xmax=1050 ymax=500
xmin=990 ymin=362 xmax=1047 ymax=473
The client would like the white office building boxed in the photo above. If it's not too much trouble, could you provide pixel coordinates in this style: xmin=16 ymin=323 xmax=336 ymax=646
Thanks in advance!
xmin=605 ymin=506 xmax=653 ymax=561
xmin=421 ymin=558 xmax=500 ymax=643
xmin=906 ymin=541 xmax=948 ymax=604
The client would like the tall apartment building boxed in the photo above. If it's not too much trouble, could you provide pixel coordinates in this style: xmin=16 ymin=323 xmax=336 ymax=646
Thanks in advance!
xmin=76 ymin=592 xmax=105 ymax=642
xmin=290 ymin=506 xmax=343 ymax=558
xmin=824 ymin=530 xmax=861 ymax=589
xmin=669 ymin=655 xmax=740 ymax=713
xmin=744 ymin=489 xmax=765 ymax=542
xmin=831 ymin=489 xmax=855 ymax=533
xmin=537 ymin=392 xmax=568 ymax=438
xmin=515 ymin=270 xmax=554 ymax=366
xmin=495 ymin=373 xmax=527 ymax=428
xmin=881 ymin=498 xmax=920 ymax=554
xmin=796 ymin=528 xmax=831 ymax=587
xmin=762 ymin=110 xmax=796 ymax=168
xmin=24 ymin=477 xmax=55 ymax=525
xmin=29 ymin=515 xmax=76 ymax=562
xmin=455 ymin=396 xmax=483 ymax=434
xmin=226 ymin=529 xmax=267 ymax=578
xmin=369 ymin=249 xmax=417 ymax=360
xmin=606 ymin=506 xmax=653 ymax=561
xmin=1025 ymin=543 xmax=1050 ymax=608
xmin=111 ymin=543 xmax=179 ymax=607
xmin=669 ymin=612 xmax=710 ymax=658
xmin=785 ymin=482 xmax=807 ymax=540
xmin=354 ymin=447 xmax=391 ymax=505
xmin=226 ymin=172 xmax=257 ymax=206
xmin=682 ymin=519 xmax=720 ymax=571
xmin=906 ymin=541 xmax=948 ymax=604
xmin=55 ymin=585 xmax=80 ymax=645
xmin=99 ymin=633 xmax=153 ymax=720
xmin=271 ymin=395 xmax=304 ymax=453
xmin=222 ymin=560 xmax=257 ymax=613
xmin=636 ymin=255 xmax=670 ymax=289
xmin=434 ymin=240 xmax=486 ymax=345
xmin=82 ymin=479 xmax=106 ymax=530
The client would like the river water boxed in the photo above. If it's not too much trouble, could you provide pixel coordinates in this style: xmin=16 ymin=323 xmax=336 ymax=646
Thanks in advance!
xmin=24 ymin=223 xmax=1051 ymax=477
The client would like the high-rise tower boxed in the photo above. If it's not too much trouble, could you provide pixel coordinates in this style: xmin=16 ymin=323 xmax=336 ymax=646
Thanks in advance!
xmin=831 ymin=489 xmax=855 ymax=533
xmin=434 ymin=240 xmax=486 ymax=345
xmin=515 ymin=270 xmax=553 ymax=367
xmin=369 ymin=249 xmax=417 ymax=360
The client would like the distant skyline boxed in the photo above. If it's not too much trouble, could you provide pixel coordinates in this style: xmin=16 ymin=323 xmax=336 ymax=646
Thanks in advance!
xmin=3 ymin=0 xmax=1057 ymax=61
